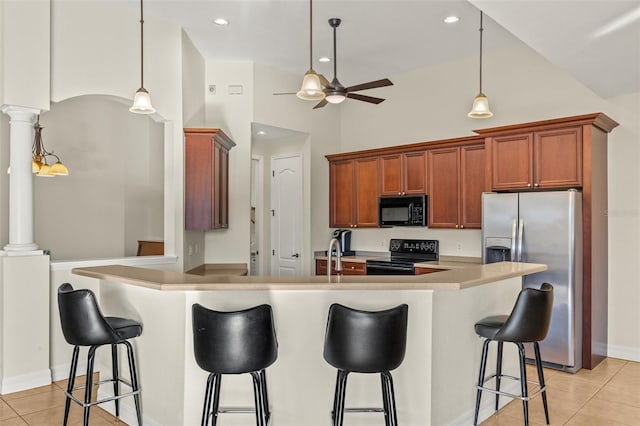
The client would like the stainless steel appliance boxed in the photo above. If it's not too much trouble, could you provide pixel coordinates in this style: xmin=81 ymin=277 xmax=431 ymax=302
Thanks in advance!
xmin=366 ymin=239 xmax=438 ymax=275
xmin=482 ymin=190 xmax=583 ymax=372
xmin=329 ymin=229 xmax=355 ymax=256
xmin=379 ymin=195 xmax=426 ymax=226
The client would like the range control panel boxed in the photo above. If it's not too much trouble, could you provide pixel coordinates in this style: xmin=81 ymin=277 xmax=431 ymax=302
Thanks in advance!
xmin=389 ymin=239 xmax=439 ymax=261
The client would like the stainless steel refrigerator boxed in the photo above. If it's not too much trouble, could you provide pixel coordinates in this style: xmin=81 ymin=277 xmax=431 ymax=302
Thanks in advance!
xmin=482 ymin=190 xmax=583 ymax=373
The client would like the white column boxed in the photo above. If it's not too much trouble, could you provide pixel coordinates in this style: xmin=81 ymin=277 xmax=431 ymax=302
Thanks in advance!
xmin=1 ymin=105 xmax=42 ymax=254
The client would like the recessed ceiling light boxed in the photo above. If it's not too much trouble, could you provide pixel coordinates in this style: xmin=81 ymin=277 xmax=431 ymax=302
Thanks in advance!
xmin=444 ymin=16 xmax=459 ymax=24
xmin=257 ymin=130 xmax=266 ymax=136
xmin=319 ymin=56 xmax=331 ymax=63
xmin=213 ymin=18 xmax=229 ymax=26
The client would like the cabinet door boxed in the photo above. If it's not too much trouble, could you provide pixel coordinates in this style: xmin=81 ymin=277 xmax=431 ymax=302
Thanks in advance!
xmin=341 ymin=261 xmax=366 ymax=275
xmin=490 ymin=133 xmax=533 ymax=190
xmin=403 ymin=151 xmax=427 ymax=195
xmin=380 ymin=154 xmax=402 ymax=196
xmin=428 ymin=147 xmax=460 ymax=228
xmin=315 ymin=259 xmax=327 ymax=275
xmin=185 ymin=133 xmax=213 ymax=230
xmin=330 ymin=160 xmax=355 ymax=227
xmin=460 ymin=145 xmax=486 ymax=229
xmin=534 ymin=127 xmax=582 ymax=189
xmin=354 ymin=157 xmax=380 ymax=227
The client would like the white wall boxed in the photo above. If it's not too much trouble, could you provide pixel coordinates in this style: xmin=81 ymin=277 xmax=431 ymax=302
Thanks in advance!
xmin=34 ymin=96 xmax=164 ymax=260
xmin=338 ymin=42 xmax=639 ymax=359
xmin=50 ymin=0 xmax=185 ymax=270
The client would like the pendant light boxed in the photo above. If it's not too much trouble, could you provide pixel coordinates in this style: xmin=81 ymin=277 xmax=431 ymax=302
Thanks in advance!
xmin=296 ymin=0 xmax=325 ymax=101
xmin=130 ymin=0 xmax=156 ymax=114
xmin=468 ymin=11 xmax=493 ymax=118
xmin=32 ymin=116 xmax=69 ymax=177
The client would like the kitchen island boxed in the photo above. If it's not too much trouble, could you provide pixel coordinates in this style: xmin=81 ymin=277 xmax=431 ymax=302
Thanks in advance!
xmin=72 ymin=261 xmax=545 ymax=426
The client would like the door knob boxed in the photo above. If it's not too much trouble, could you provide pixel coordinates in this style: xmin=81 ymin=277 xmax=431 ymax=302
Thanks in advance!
xmin=291 ymin=253 xmax=300 ymax=258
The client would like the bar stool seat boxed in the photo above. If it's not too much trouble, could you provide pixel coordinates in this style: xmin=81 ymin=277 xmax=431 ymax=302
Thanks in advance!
xmin=473 ymin=282 xmax=554 ymax=426
xmin=57 ymin=283 xmax=142 ymax=426
xmin=192 ymin=303 xmax=278 ymax=426
xmin=323 ymin=303 xmax=408 ymax=426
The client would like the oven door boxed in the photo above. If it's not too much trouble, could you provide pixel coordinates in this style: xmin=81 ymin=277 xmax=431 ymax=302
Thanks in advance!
xmin=365 ymin=260 xmax=415 ymax=275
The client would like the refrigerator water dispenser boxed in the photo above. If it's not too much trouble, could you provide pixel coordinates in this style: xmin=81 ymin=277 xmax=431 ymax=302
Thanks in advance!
xmin=484 ymin=237 xmax=513 ymax=263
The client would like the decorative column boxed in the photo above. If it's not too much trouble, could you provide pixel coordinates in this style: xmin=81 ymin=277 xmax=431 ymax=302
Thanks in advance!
xmin=1 ymin=105 xmax=42 ymax=254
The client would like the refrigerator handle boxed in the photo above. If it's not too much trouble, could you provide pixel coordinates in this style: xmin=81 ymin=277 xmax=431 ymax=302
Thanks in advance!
xmin=511 ymin=219 xmax=517 ymax=262
xmin=517 ymin=218 xmax=524 ymax=262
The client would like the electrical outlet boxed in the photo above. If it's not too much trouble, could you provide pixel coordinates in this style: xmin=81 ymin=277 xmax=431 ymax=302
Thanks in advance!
xmin=195 ymin=244 xmax=200 ymax=254
xmin=380 ymin=240 xmax=386 ymax=248
xmin=457 ymin=243 xmax=462 ymax=251
xmin=188 ymin=245 xmax=193 ymax=256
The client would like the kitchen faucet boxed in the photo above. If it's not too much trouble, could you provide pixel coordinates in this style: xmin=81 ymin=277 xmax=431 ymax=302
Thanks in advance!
xmin=327 ymin=238 xmax=343 ymax=277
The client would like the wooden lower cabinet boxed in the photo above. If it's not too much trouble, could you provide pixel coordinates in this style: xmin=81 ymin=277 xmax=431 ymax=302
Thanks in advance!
xmin=315 ymin=259 xmax=366 ymax=275
xmin=414 ymin=267 xmax=440 ymax=275
xmin=427 ymin=144 xmax=486 ymax=229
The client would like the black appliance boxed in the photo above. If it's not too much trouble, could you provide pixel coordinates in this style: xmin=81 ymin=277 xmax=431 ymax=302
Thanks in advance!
xmin=379 ymin=195 xmax=426 ymax=226
xmin=329 ymin=229 xmax=355 ymax=256
xmin=366 ymin=239 xmax=439 ymax=275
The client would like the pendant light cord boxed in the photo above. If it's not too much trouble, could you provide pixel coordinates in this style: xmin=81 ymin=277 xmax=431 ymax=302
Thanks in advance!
xmin=308 ymin=0 xmax=313 ymax=71
xmin=140 ymin=0 xmax=145 ymax=88
xmin=479 ymin=11 xmax=483 ymax=93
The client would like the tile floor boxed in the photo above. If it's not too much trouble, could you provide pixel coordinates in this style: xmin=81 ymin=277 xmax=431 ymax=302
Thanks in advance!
xmin=0 ymin=357 xmax=637 ymax=425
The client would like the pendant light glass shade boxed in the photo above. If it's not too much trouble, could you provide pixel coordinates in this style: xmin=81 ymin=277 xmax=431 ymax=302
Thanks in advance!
xmin=130 ymin=88 xmax=156 ymax=114
xmin=29 ymin=116 xmax=69 ymax=177
xmin=296 ymin=71 xmax=325 ymax=100
xmin=468 ymin=11 xmax=492 ymax=119
xmin=130 ymin=0 xmax=155 ymax=114
xmin=468 ymin=92 xmax=493 ymax=118
xmin=297 ymin=0 xmax=325 ymax=101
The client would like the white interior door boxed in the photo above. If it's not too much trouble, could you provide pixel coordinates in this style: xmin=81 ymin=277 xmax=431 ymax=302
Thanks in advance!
xmin=250 ymin=155 xmax=263 ymax=275
xmin=271 ymin=153 xmax=303 ymax=276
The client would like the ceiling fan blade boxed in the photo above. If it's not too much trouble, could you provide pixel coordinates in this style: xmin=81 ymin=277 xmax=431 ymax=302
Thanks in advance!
xmin=313 ymin=98 xmax=329 ymax=109
xmin=346 ymin=78 xmax=393 ymax=93
xmin=318 ymin=74 xmax=331 ymax=88
xmin=346 ymin=93 xmax=385 ymax=104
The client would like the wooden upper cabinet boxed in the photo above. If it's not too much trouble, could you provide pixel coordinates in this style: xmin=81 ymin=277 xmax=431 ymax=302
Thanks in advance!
xmin=380 ymin=152 xmax=426 ymax=196
xmin=329 ymin=157 xmax=379 ymax=228
xmin=489 ymin=127 xmax=582 ymax=191
xmin=184 ymin=128 xmax=235 ymax=231
xmin=534 ymin=127 xmax=582 ymax=189
xmin=460 ymin=145 xmax=486 ymax=229
xmin=489 ymin=133 xmax=533 ymax=190
xmin=428 ymin=144 xmax=486 ymax=229
xmin=428 ymin=147 xmax=459 ymax=228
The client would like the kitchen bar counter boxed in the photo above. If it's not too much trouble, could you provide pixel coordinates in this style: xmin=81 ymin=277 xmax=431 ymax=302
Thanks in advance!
xmin=73 ymin=262 xmax=545 ymax=426
xmin=72 ymin=261 xmax=545 ymax=291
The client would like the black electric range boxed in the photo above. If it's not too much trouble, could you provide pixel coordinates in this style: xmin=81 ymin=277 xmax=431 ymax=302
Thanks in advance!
xmin=366 ymin=239 xmax=439 ymax=275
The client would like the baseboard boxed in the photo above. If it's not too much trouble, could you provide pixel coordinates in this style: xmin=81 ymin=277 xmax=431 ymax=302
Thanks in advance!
xmin=607 ymin=344 xmax=640 ymax=363
xmin=97 ymin=389 xmax=161 ymax=426
xmin=445 ymin=381 xmax=521 ymax=426
xmin=1 ymin=369 xmax=52 ymax=394
xmin=50 ymin=361 xmax=92 ymax=383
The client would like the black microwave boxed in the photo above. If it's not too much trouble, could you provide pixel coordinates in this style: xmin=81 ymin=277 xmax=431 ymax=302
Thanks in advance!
xmin=379 ymin=195 xmax=427 ymax=226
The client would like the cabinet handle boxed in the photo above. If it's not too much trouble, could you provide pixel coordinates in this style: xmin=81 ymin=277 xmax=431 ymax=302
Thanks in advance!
xmin=534 ymin=183 xmax=539 ymax=187
xmin=455 ymin=225 xmax=459 ymax=228
xmin=527 ymin=183 xmax=532 ymax=187
xmin=354 ymin=224 xmax=358 ymax=228
xmin=461 ymin=225 xmax=464 ymax=229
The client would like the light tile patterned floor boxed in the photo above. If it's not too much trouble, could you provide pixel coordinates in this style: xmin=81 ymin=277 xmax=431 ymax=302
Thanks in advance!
xmin=481 ymin=358 xmax=640 ymax=425
xmin=0 ymin=358 xmax=638 ymax=425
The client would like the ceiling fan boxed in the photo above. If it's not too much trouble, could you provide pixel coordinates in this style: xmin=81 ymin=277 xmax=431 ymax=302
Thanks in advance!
xmin=314 ymin=18 xmax=393 ymax=109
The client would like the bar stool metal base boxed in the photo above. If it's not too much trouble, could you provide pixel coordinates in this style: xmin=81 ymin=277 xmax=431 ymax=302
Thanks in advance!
xmin=473 ymin=340 xmax=549 ymax=426
xmin=201 ymin=369 xmax=271 ymax=426
xmin=331 ymin=370 xmax=398 ymax=426
xmin=64 ymin=340 xmax=142 ymax=426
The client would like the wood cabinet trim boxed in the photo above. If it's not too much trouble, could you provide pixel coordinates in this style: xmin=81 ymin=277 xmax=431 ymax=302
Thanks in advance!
xmin=184 ymin=128 xmax=237 ymax=151
xmin=473 ymin=112 xmax=618 ymax=136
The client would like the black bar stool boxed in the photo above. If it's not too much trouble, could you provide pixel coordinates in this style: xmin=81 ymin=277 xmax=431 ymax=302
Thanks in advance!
xmin=192 ymin=303 xmax=278 ymax=426
xmin=57 ymin=283 xmax=143 ymax=426
xmin=473 ymin=282 xmax=554 ymax=426
xmin=323 ymin=303 xmax=408 ymax=426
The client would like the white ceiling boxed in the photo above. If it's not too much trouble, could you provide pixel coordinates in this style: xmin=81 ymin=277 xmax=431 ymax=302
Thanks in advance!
xmin=138 ymin=0 xmax=639 ymax=99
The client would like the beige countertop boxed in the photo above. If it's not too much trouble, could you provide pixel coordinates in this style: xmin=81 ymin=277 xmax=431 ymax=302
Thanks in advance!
xmin=72 ymin=261 xmax=546 ymax=292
